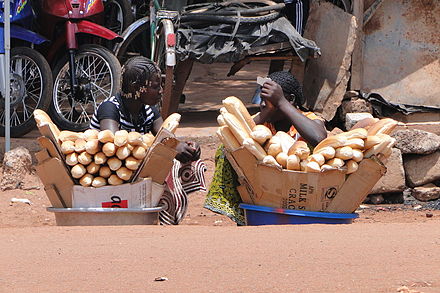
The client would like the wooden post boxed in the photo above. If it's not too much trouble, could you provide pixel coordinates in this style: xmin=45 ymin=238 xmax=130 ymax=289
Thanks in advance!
xmin=350 ymin=0 xmax=364 ymax=91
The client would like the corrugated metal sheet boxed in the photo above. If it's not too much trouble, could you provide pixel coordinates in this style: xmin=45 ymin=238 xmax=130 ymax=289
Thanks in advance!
xmin=362 ymin=0 xmax=440 ymax=108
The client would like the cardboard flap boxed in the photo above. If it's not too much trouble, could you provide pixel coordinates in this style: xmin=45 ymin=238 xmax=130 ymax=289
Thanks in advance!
xmin=136 ymin=143 xmax=177 ymax=184
xmin=44 ymin=184 xmax=66 ymax=208
xmin=35 ymin=149 xmax=51 ymax=164
xmin=152 ymin=128 xmax=179 ymax=149
xmin=37 ymin=136 xmax=64 ymax=161
xmin=36 ymin=157 xmax=74 ymax=207
xmin=326 ymin=158 xmax=386 ymax=213
xmin=37 ymin=123 xmax=60 ymax=147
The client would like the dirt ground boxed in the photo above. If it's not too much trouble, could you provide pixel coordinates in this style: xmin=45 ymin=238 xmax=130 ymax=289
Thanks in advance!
xmin=1 ymin=62 xmax=440 ymax=292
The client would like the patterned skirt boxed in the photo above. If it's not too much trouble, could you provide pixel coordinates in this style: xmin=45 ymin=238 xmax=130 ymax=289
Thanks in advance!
xmin=204 ymin=146 xmax=245 ymax=226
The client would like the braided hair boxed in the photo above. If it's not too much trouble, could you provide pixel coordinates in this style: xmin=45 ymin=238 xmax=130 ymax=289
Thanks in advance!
xmin=268 ymin=71 xmax=305 ymax=108
xmin=121 ymin=56 xmax=161 ymax=100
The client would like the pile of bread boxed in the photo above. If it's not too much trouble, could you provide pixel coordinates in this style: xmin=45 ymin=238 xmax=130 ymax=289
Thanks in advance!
xmin=34 ymin=110 xmax=181 ymax=187
xmin=216 ymin=96 xmax=397 ymax=174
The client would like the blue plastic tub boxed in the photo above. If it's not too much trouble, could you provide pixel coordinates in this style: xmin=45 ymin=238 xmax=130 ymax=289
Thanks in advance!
xmin=240 ymin=204 xmax=358 ymax=226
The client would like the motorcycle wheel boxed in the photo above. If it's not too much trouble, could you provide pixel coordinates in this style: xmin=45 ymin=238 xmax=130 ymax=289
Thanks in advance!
xmin=103 ymin=0 xmax=134 ymax=35
xmin=0 ymin=47 xmax=53 ymax=137
xmin=114 ymin=17 xmax=151 ymax=64
xmin=50 ymin=44 xmax=122 ymax=132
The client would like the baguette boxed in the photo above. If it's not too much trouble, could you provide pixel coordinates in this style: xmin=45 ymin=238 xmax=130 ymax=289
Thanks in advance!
xmin=78 ymin=151 xmax=93 ymax=165
xmin=222 ymin=112 xmax=250 ymax=144
xmin=327 ymin=158 xmax=345 ymax=168
xmin=162 ymin=113 xmax=181 ymax=133
xmin=94 ymin=152 xmax=107 ymax=165
xmin=367 ymin=118 xmax=398 ymax=135
xmin=114 ymin=130 xmax=128 ymax=147
xmin=125 ymin=156 xmax=141 ymax=171
xmin=108 ymin=174 xmax=124 ymax=186
xmin=217 ymin=126 xmax=241 ymax=152
xmin=116 ymin=167 xmax=133 ymax=181
xmin=346 ymin=160 xmax=359 ymax=174
xmin=305 ymin=161 xmax=321 ymax=173
xmin=351 ymin=149 xmax=364 ymax=163
xmin=61 ymin=140 xmax=75 ymax=154
xmin=264 ymin=136 xmax=282 ymax=157
xmin=262 ymin=155 xmax=282 ymax=168
xmin=59 ymin=130 xmax=84 ymax=142
xmin=79 ymin=174 xmax=94 ymax=187
xmin=102 ymin=142 xmax=117 ymax=157
xmin=127 ymin=132 xmax=143 ymax=146
xmin=65 ymin=152 xmax=78 ymax=166
xmin=250 ymin=125 xmax=272 ymax=145
xmin=222 ymin=96 xmax=256 ymax=134
xmin=98 ymin=130 xmax=114 ymax=143
xmin=300 ymin=160 xmax=308 ymax=171
xmin=74 ymin=139 xmax=87 ymax=153
xmin=116 ymin=145 xmax=131 ymax=160
xmin=86 ymin=162 xmax=100 ymax=175
xmin=33 ymin=109 xmax=61 ymax=139
xmin=99 ymin=166 xmax=112 ymax=178
xmin=142 ymin=133 xmax=155 ymax=148
xmin=275 ymin=131 xmax=295 ymax=154
xmin=343 ymin=138 xmax=364 ymax=149
xmin=85 ymin=139 xmax=100 ymax=155
xmin=335 ymin=146 xmax=353 ymax=160
xmin=132 ymin=146 xmax=147 ymax=160
xmin=219 ymin=107 xmax=228 ymax=115
xmin=217 ymin=114 xmax=226 ymax=126
xmin=321 ymin=164 xmax=337 ymax=172
xmin=350 ymin=117 xmax=379 ymax=130
xmin=308 ymin=153 xmax=325 ymax=166
xmin=83 ymin=129 xmax=99 ymax=141
xmin=364 ymin=135 xmax=382 ymax=149
xmin=286 ymin=155 xmax=300 ymax=171
xmin=314 ymin=135 xmax=347 ymax=152
xmin=108 ymin=157 xmax=122 ymax=171
xmin=341 ymin=128 xmax=367 ymax=140
xmin=364 ymin=134 xmax=395 ymax=158
xmin=243 ymin=138 xmax=267 ymax=161
xmin=92 ymin=177 xmax=107 ymax=188
xmin=275 ymin=152 xmax=288 ymax=168
xmin=288 ymin=141 xmax=310 ymax=160
xmin=71 ymin=164 xmax=86 ymax=179
xmin=313 ymin=146 xmax=335 ymax=160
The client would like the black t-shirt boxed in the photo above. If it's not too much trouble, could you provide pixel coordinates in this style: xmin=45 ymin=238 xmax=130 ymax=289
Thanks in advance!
xmin=90 ymin=94 xmax=161 ymax=134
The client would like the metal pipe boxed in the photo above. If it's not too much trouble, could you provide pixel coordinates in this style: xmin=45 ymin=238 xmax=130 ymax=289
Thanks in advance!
xmin=4 ymin=0 xmax=11 ymax=151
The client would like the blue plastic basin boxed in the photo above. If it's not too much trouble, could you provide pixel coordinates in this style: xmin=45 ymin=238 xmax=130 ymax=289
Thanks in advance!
xmin=240 ymin=204 xmax=358 ymax=226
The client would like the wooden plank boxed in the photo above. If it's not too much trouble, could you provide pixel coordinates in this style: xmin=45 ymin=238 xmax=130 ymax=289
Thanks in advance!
xmin=350 ymin=0 xmax=364 ymax=90
xmin=37 ymin=136 xmax=64 ymax=161
xmin=35 ymin=149 xmax=51 ymax=164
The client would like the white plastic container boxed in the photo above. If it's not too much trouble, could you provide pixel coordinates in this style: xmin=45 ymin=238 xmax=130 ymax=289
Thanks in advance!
xmin=47 ymin=207 xmax=163 ymax=226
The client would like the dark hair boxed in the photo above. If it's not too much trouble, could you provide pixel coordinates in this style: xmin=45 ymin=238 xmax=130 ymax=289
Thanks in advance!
xmin=268 ymin=71 xmax=305 ymax=107
xmin=121 ymin=56 xmax=161 ymax=99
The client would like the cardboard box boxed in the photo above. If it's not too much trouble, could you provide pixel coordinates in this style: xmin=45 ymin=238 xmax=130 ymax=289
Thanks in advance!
xmin=72 ymin=178 xmax=152 ymax=208
xmin=226 ymin=147 xmax=386 ymax=212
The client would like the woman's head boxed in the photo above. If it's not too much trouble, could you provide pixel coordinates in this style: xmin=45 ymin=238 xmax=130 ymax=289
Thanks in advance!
xmin=267 ymin=71 xmax=305 ymax=108
xmin=121 ymin=57 xmax=162 ymax=105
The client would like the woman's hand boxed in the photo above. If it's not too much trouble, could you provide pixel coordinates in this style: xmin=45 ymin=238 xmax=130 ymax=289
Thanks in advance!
xmin=260 ymin=80 xmax=287 ymax=107
xmin=175 ymin=141 xmax=201 ymax=163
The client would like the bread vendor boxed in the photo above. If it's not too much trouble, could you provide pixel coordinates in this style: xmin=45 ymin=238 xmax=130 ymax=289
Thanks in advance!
xmin=205 ymin=71 xmax=327 ymax=225
xmin=90 ymin=56 xmax=205 ymax=225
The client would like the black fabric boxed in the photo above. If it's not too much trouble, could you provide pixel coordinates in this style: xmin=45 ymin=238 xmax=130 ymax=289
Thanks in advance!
xmin=96 ymin=100 xmax=121 ymax=122
xmin=176 ymin=16 xmax=320 ymax=64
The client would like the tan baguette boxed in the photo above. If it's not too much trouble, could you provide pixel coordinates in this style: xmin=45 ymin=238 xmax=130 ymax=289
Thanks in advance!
xmin=85 ymin=139 xmax=100 ymax=155
xmin=327 ymin=158 xmax=345 ymax=168
xmin=262 ymin=155 xmax=282 ymax=168
xmin=286 ymin=155 xmax=301 ymax=171
xmin=288 ymin=140 xmax=310 ymax=160
xmin=94 ymin=152 xmax=107 ymax=165
xmin=313 ymin=146 xmax=335 ymax=160
xmin=350 ymin=117 xmax=379 ymax=130
xmin=33 ymin=109 xmax=61 ymax=139
xmin=243 ymin=138 xmax=267 ymax=161
xmin=217 ymin=114 xmax=226 ymax=126
xmin=346 ymin=160 xmax=359 ymax=174
xmin=108 ymin=157 xmax=122 ymax=171
xmin=340 ymin=128 xmax=367 ymax=140
xmin=78 ymin=151 xmax=93 ymax=165
xmin=300 ymin=160 xmax=308 ymax=171
xmin=162 ymin=113 xmax=181 ymax=133
xmin=125 ymin=156 xmax=141 ymax=171
xmin=321 ymin=164 xmax=337 ymax=172
xmin=222 ymin=112 xmax=250 ymax=144
xmin=351 ymin=149 xmax=364 ymax=163
xmin=71 ymin=164 xmax=86 ymax=179
xmin=222 ymin=96 xmax=256 ymax=134
xmin=217 ymin=126 xmax=241 ymax=152
xmin=98 ymin=130 xmax=114 ymax=143
xmin=92 ymin=177 xmax=107 ymax=188
xmin=275 ymin=131 xmax=295 ymax=154
xmin=132 ymin=146 xmax=147 ymax=160
xmin=59 ymin=130 xmax=83 ymax=142
xmin=83 ymin=129 xmax=99 ymax=141
xmin=364 ymin=135 xmax=382 ymax=149
xmin=65 ymin=152 xmax=78 ymax=166
xmin=250 ymin=124 xmax=272 ymax=145
xmin=114 ymin=130 xmax=128 ymax=147
xmin=364 ymin=134 xmax=393 ymax=158
xmin=74 ymin=139 xmax=86 ymax=153
xmin=116 ymin=167 xmax=132 ymax=181
xmin=141 ymin=133 xmax=155 ymax=148
xmin=108 ymin=174 xmax=124 ymax=185
xmin=343 ymin=138 xmax=364 ymax=149
xmin=61 ymin=141 xmax=75 ymax=154
xmin=335 ymin=146 xmax=353 ymax=160
xmin=116 ymin=145 xmax=131 ymax=160
xmin=367 ymin=118 xmax=398 ymax=135
xmin=102 ymin=142 xmax=117 ymax=157
xmin=86 ymin=162 xmax=100 ymax=175
xmin=275 ymin=152 xmax=288 ymax=168
xmin=99 ymin=166 xmax=112 ymax=178
xmin=314 ymin=135 xmax=347 ymax=152
xmin=127 ymin=132 xmax=143 ymax=146
xmin=264 ymin=136 xmax=282 ymax=157
xmin=79 ymin=174 xmax=94 ymax=187
xmin=308 ymin=153 xmax=325 ymax=166
xmin=305 ymin=161 xmax=321 ymax=173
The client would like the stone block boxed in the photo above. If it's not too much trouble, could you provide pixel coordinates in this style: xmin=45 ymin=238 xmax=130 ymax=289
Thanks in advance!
xmin=392 ymin=129 xmax=440 ymax=155
xmin=339 ymin=98 xmax=373 ymax=121
xmin=404 ymin=151 xmax=440 ymax=187
xmin=345 ymin=112 xmax=374 ymax=131
xmin=411 ymin=187 xmax=440 ymax=202
xmin=371 ymin=148 xmax=406 ymax=194
xmin=394 ymin=122 xmax=440 ymax=136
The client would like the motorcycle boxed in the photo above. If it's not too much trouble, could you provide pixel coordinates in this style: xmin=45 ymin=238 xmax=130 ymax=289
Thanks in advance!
xmin=34 ymin=0 xmax=123 ymax=131
xmin=0 ymin=0 xmax=53 ymax=137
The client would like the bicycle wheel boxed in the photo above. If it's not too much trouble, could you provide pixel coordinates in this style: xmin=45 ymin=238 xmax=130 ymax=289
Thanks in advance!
xmin=114 ymin=17 xmax=151 ymax=64
xmin=51 ymin=44 xmax=122 ymax=131
xmin=103 ymin=0 xmax=134 ymax=35
xmin=0 ymin=47 xmax=53 ymax=137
